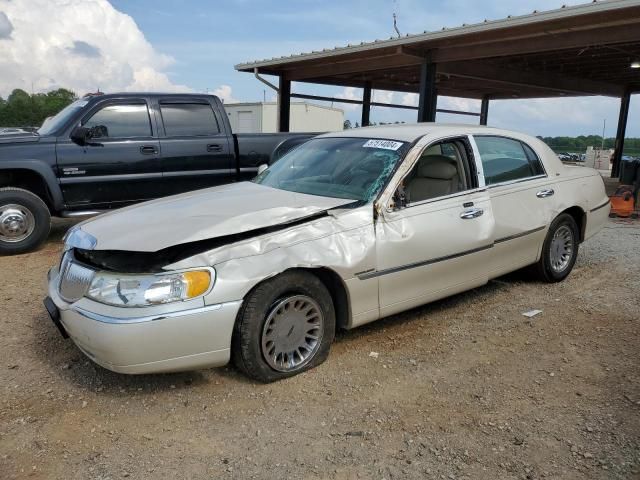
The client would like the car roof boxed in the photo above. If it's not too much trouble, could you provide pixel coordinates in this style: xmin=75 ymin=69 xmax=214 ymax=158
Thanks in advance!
xmin=318 ymin=123 xmax=530 ymax=143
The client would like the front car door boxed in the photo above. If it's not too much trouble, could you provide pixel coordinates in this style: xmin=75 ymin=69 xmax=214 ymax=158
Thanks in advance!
xmin=56 ymin=98 xmax=161 ymax=209
xmin=372 ymin=135 xmax=496 ymax=319
xmin=156 ymin=98 xmax=235 ymax=195
xmin=471 ymin=135 xmax=555 ymax=278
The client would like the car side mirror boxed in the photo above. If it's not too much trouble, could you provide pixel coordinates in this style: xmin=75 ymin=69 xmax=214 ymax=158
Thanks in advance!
xmin=392 ymin=186 xmax=407 ymax=210
xmin=70 ymin=126 xmax=91 ymax=145
xmin=257 ymin=164 xmax=268 ymax=175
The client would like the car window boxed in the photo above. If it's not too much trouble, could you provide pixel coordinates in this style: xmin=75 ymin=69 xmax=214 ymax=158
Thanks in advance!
xmin=160 ymin=103 xmax=220 ymax=136
xmin=83 ymin=103 xmax=151 ymax=138
xmin=254 ymin=137 xmax=408 ymax=202
xmin=475 ymin=136 xmax=545 ymax=185
xmin=401 ymin=139 xmax=471 ymax=204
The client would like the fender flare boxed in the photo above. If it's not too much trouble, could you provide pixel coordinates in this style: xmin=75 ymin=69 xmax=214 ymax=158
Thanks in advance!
xmin=0 ymin=160 xmax=64 ymax=211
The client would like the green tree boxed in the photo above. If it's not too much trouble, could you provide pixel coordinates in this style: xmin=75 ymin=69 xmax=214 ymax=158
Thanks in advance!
xmin=0 ymin=88 xmax=77 ymax=127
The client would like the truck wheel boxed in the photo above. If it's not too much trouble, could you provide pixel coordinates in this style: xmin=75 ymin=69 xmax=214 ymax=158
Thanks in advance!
xmin=0 ymin=187 xmax=51 ymax=255
xmin=532 ymin=213 xmax=579 ymax=283
xmin=232 ymin=270 xmax=336 ymax=382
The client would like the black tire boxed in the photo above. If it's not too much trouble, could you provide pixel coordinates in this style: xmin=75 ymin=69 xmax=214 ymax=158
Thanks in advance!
xmin=0 ymin=187 xmax=51 ymax=255
xmin=532 ymin=213 xmax=579 ymax=283
xmin=232 ymin=270 xmax=336 ymax=382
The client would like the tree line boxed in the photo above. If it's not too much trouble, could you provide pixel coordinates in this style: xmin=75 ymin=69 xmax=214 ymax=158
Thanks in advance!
xmin=0 ymin=88 xmax=77 ymax=127
xmin=538 ymin=135 xmax=640 ymax=156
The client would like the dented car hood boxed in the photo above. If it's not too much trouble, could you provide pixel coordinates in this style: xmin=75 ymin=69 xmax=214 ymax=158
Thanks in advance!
xmin=76 ymin=182 xmax=355 ymax=252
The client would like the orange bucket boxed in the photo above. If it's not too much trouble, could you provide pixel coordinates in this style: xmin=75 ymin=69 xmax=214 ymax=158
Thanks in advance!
xmin=609 ymin=185 xmax=635 ymax=218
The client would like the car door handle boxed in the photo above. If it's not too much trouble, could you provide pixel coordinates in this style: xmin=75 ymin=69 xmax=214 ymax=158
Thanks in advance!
xmin=536 ymin=189 xmax=555 ymax=198
xmin=139 ymin=145 xmax=158 ymax=155
xmin=207 ymin=144 xmax=222 ymax=152
xmin=460 ymin=208 xmax=484 ymax=219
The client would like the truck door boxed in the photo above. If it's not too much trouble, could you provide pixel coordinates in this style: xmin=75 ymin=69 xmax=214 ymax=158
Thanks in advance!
xmin=156 ymin=99 xmax=235 ymax=196
xmin=56 ymin=99 xmax=162 ymax=208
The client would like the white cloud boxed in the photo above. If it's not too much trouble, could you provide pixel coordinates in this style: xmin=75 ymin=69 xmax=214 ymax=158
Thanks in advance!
xmin=401 ymin=93 xmax=419 ymax=107
xmin=0 ymin=0 xmax=191 ymax=97
xmin=0 ymin=10 xmax=12 ymax=39
xmin=213 ymin=84 xmax=240 ymax=104
xmin=335 ymin=87 xmax=362 ymax=111
xmin=372 ymin=90 xmax=394 ymax=104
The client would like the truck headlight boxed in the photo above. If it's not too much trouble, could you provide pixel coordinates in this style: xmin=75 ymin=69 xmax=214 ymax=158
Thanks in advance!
xmin=86 ymin=269 xmax=214 ymax=307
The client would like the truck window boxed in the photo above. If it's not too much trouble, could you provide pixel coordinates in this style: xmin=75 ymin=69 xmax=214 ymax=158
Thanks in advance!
xmin=159 ymin=103 xmax=220 ymax=137
xmin=83 ymin=103 xmax=152 ymax=139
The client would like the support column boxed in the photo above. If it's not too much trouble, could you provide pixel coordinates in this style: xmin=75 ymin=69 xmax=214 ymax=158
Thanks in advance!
xmin=480 ymin=96 xmax=490 ymax=126
xmin=361 ymin=82 xmax=372 ymax=127
xmin=611 ymin=89 xmax=631 ymax=178
xmin=277 ymin=76 xmax=291 ymax=133
xmin=417 ymin=55 xmax=437 ymax=123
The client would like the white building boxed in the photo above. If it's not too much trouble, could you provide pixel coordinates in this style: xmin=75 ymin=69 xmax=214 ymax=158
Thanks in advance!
xmin=224 ymin=101 xmax=344 ymax=133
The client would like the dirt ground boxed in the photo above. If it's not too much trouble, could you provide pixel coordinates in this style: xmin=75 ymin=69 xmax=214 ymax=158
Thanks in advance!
xmin=0 ymin=217 xmax=639 ymax=480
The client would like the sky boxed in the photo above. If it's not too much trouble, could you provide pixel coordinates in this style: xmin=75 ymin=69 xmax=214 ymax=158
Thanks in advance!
xmin=0 ymin=0 xmax=637 ymax=137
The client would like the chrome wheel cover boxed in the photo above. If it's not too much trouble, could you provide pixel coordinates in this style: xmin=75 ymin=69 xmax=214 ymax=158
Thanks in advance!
xmin=549 ymin=225 xmax=574 ymax=273
xmin=0 ymin=204 xmax=35 ymax=243
xmin=261 ymin=295 xmax=324 ymax=372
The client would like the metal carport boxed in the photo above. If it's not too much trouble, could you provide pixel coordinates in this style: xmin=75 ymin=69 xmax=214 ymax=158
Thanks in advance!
xmin=236 ymin=0 xmax=640 ymax=177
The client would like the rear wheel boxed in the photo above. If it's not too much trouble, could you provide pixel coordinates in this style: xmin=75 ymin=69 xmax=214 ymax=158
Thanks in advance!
xmin=0 ymin=187 xmax=51 ymax=255
xmin=232 ymin=270 xmax=335 ymax=382
xmin=532 ymin=213 xmax=579 ymax=282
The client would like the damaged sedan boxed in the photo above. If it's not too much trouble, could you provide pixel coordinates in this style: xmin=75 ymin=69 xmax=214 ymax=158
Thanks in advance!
xmin=44 ymin=125 xmax=610 ymax=382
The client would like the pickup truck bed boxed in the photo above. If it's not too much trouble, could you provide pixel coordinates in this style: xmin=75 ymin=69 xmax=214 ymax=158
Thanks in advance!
xmin=0 ymin=93 xmax=317 ymax=254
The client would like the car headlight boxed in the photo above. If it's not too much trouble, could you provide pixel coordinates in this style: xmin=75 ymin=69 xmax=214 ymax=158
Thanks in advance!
xmin=86 ymin=269 xmax=214 ymax=307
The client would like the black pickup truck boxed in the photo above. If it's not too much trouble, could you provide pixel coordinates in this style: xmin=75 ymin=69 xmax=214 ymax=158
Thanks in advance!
xmin=0 ymin=93 xmax=315 ymax=254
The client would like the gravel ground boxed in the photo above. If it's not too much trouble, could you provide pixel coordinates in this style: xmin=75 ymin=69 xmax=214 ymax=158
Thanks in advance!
xmin=0 ymin=218 xmax=639 ymax=480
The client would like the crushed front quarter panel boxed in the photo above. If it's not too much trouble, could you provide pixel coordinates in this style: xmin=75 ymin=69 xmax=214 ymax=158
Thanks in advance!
xmin=166 ymin=206 xmax=379 ymax=323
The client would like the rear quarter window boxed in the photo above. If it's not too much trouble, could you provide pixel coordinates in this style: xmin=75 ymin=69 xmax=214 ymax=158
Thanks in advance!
xmin=160 ymin=103 xmax=220 ymax=137
xmin=475 ymin=136 xmax=545 ymax=185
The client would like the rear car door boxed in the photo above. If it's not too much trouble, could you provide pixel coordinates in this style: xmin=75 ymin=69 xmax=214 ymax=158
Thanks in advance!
xmin=56 ymin=98 xmax=161 ymax=208
xmin=471 ymin=135 xmax=555 ymax=277
xmin=375 ymin=136 xmax=496 ymax=318
xmin=156 ymin=98 xmax=235 ymax=195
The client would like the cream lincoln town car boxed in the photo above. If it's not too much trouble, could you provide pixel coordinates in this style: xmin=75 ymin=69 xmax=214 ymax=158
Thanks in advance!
xmin=45 ymin=124 xmax=610 ymax=382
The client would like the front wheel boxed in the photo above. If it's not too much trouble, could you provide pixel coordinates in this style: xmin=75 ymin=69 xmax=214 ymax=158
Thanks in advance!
xmin=0 ymin=187 xmax=51 ymax=255
xmin=232 ymin=271 xmax=336 ymax=382
xmin=532 ymin=213 xmax=579 ymax=282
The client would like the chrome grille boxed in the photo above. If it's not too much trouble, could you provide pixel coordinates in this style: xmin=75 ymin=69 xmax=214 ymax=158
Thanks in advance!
xmin=58 ymin=252 xmax=95 ymax=303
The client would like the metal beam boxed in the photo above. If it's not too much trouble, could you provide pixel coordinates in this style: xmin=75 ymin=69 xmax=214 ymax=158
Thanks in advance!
xmin=480 ymin=96 xmax=489 ymax=125
xmin=418 ymin=56 xmax=437 ymax=122
xmin=438 ymin=108 xmax=479 ymax=117
xmin=290 ymin=93 xmax=362 ymax=105
xmin=285 ymin=53 xmax=421 ymax=81
xmin=439 ymin=61 xmax=623 ymax=97
xmin=361 ymin=82 xmax=372 ymax=127
xmin=431 ymin=23 xmax=640 ymax=63
xmin=277 ymin=76 xmax=291 ymax=132
xmin=611 ymin=89 xmax=632 ymax=178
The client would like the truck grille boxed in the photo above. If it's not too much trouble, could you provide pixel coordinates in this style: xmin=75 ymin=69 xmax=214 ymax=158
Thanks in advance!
xmin=58 ymin=252 xmax=95 ymax=303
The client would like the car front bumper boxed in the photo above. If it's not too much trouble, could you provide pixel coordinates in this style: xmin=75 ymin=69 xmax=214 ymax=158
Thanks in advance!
xmin=45 ymin=266 xmax=242 ymax=374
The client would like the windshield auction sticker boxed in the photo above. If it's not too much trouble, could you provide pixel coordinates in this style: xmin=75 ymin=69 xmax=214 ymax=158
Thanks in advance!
xmin=363 ymin=139 xmax=404 ymax=151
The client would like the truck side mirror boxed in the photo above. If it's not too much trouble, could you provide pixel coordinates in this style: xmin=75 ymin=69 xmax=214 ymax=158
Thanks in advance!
xmin=70 ymin=126 xmax=91 ymax=145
